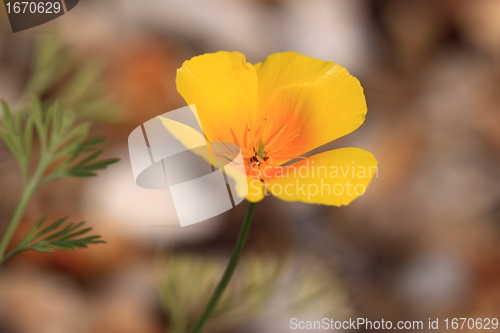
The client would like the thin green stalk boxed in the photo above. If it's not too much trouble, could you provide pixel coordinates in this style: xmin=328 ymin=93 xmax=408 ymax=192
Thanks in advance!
xmin=0 ymin=182 xmax=36 ymax=263
xmin=190 ymin=202 xmax=257 ymax=333
xmin=0 ymin=155 xmax=48 ymax=263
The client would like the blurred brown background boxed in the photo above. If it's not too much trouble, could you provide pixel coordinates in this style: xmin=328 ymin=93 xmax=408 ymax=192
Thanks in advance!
xmin=1 ymin=0 xmax=500 ymax=332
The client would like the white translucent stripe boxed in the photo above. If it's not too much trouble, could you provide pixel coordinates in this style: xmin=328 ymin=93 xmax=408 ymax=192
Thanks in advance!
xmin=127 ymin=105 xmax=248 ymax=226
xmin=169 ymin=170 xmax=233 ymax=227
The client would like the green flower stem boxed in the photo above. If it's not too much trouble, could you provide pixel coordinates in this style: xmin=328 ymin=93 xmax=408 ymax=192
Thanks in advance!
xmin=190 ymin=202 xmax=257 ymax=333
xmin=0 ymin=155 xmax=48 ymax=264
xmin=0 ymin=182 xmax=36 ymax=263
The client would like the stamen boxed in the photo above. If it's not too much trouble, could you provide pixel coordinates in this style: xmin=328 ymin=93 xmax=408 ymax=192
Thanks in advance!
xmin=229 ymin=128 xmax=240 ymax=148
xmin=217 ymin=134 xmax=253 ymax=158
xmin=243 ymin=123 xmax=249 ymax=149
xmin=266 ymin=132 xmax=300 ymax=154
xmin=265 ymin=118 xmax=293 ymax=149
xmin=272 ymin=154 xmax=306 ymax=160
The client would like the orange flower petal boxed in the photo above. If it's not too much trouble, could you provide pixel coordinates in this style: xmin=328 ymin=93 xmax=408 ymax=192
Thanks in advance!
xmin=255 ymin=52 xmax=367 ymax=164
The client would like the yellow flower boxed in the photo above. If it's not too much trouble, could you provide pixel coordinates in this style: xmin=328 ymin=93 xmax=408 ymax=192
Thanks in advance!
xmin=176 ymin=51 xmax=377 ymax=205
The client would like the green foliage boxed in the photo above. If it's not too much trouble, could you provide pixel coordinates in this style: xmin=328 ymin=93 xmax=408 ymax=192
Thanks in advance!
xmin=0 ymin=101 xmax=33 ymax=182
xmin=159 ymin=255 xmax=283 ymax=333
xmin=0 ymin=98 xmax=119 ymax=184
xmin=3 ymin=216 xmax=105 ymax=260
xmin=0 ymin=97 xmax=117 ymax=263
xmin=0 ymin=34 xmax=120 ymax=264
xmin=28 ymin=34 xmax=121 ymax=121
xmin=158 ymin=255 xmax=352 ymax=333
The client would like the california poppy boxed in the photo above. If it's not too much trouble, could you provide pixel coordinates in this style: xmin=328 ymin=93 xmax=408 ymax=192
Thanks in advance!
xmin=176 ymin=51 xmax=377 ymax=206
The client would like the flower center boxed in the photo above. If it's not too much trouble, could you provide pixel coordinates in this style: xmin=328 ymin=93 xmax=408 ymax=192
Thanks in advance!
xmin=225 ymin=121 xmax=304 ymax=181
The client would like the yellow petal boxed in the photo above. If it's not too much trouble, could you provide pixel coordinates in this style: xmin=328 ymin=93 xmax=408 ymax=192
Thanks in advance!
xmin=176 ymin=52 xmax=258 ymax=148
xmin=156 ymin=115 xmax=207 ymax=149
xmin=246 ymin=176 xmax=266 ymax=203
xmin=265 ymin=148 xmax=377 ymax=206
xmin=255 ymin=52 xmax=367 ymax=164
